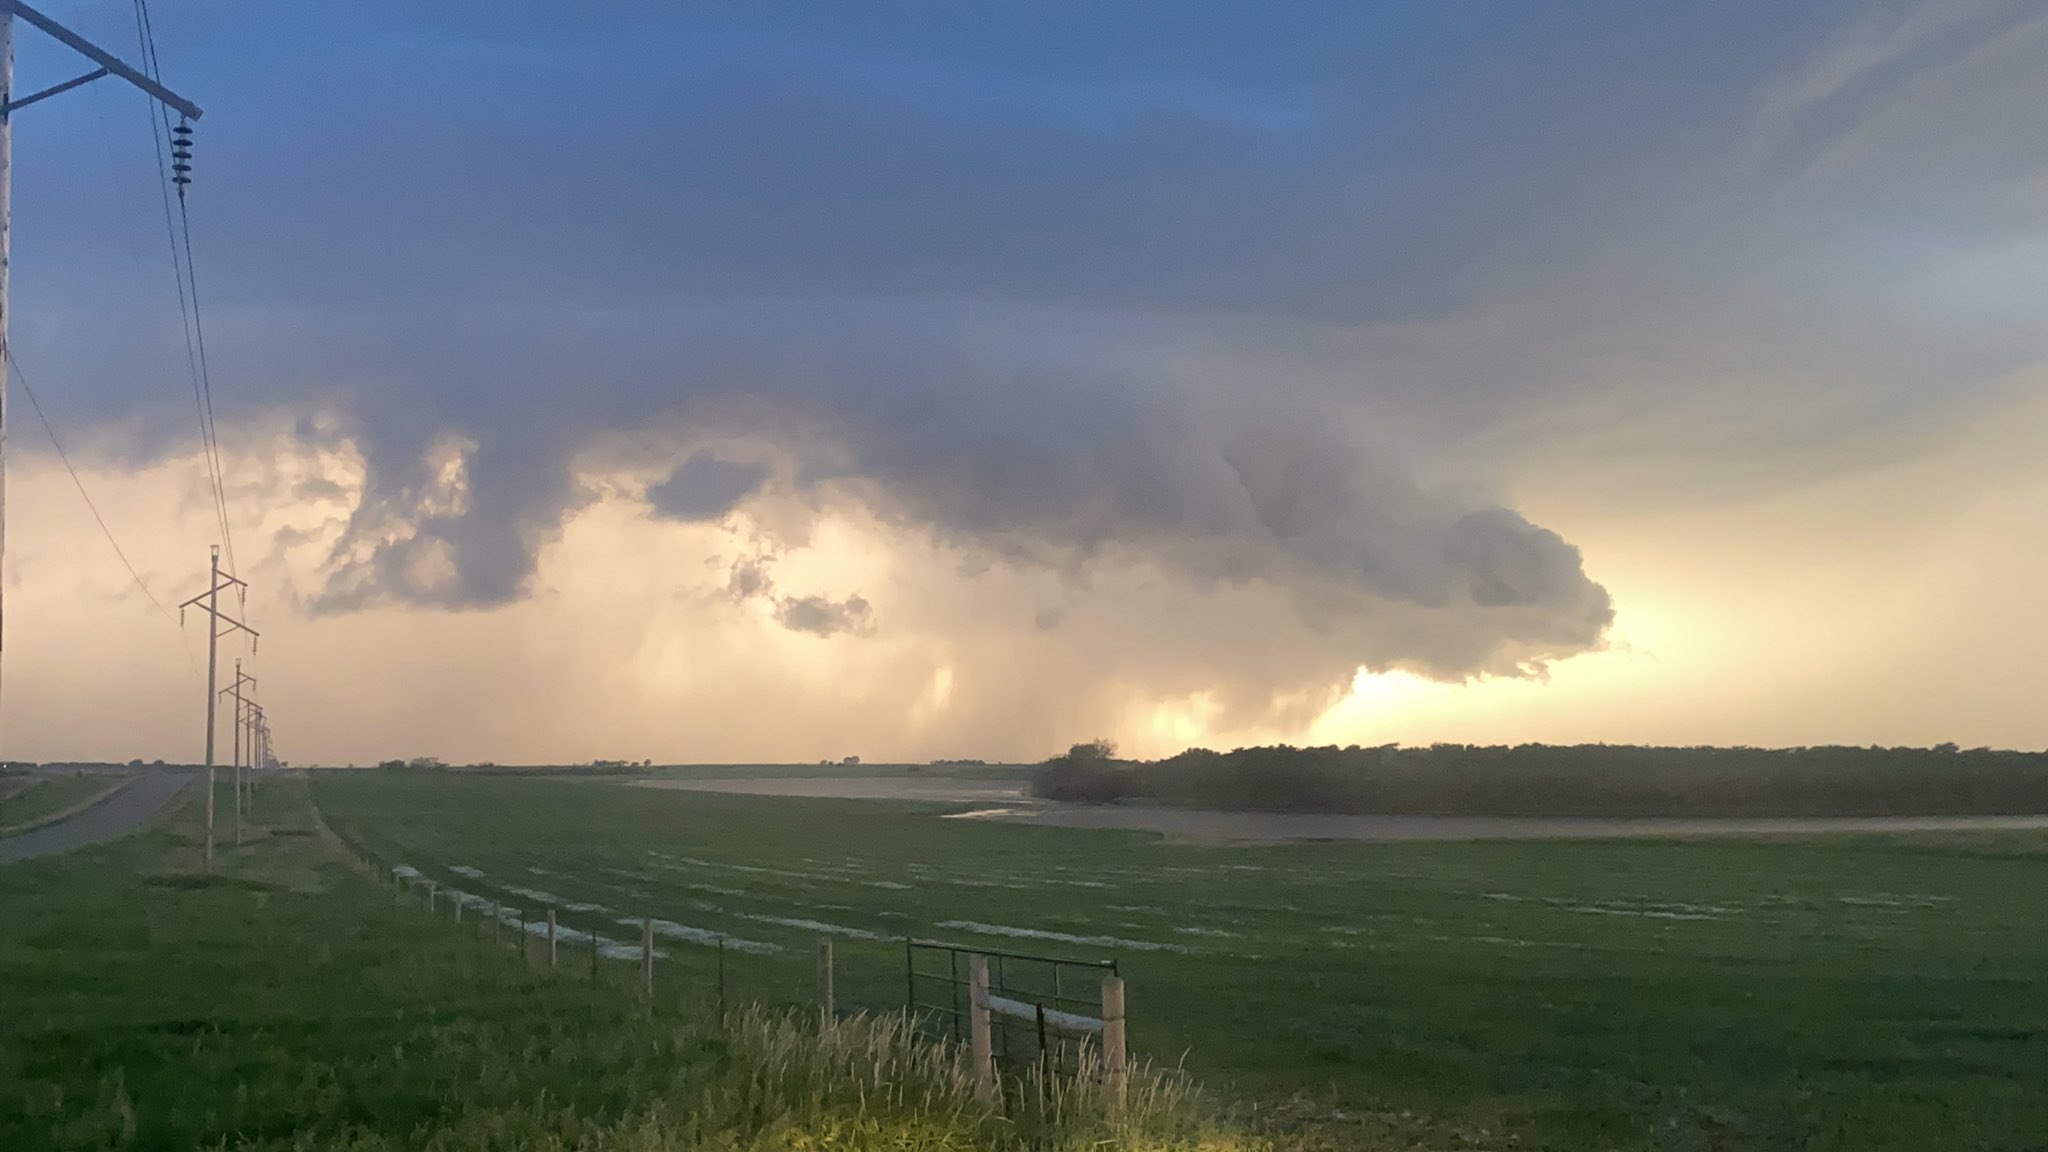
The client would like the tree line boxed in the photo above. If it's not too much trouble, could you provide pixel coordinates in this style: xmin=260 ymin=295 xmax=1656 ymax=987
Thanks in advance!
xmin=1029 ymin=740 xmax=2048 ymax=817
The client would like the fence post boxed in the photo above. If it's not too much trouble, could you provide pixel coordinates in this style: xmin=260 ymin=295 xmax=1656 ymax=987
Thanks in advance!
xmin=641 ymin=916 xmax=654 ymax=1000
xmin=492 ymin=901 xmax=501 ymax=947
xmin=590 ymin=924 xmax=599 ymax=981
xmin=453 ymin=895 xmax=462 ymax=924
xmin=1101 ymin=975 xmax=1127 ymax=1112
xmin=968 ymin=953 xmax=996 ymax=1103
xmin=817 ymin=939 xmax=835 ymax=1028
xmin=547 ymin=909 xmax=558 ymax=970
xmin=717 ymin=937 xmax=727 ymax=1019
xmin=426 ymin=881 xmax=436 ymax=914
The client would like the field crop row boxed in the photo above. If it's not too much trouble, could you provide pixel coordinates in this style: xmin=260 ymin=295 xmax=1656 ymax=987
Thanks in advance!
xmin=313 ymin=770 xmax=2048 ymax=1152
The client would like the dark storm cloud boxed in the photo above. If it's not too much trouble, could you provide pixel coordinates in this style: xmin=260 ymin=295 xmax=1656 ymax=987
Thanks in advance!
xmin=775 ymin=594 xmax=874 ymax=639
xmin=646 ymin=453 xmax=771 ymax=523
xmin=18 ymin=1 xmax=2044 ymax=694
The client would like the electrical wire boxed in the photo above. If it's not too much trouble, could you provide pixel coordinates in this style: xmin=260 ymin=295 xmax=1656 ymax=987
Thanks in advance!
xmin=6 ymin=346 xmax=204 ymax=681
xmin=132 ymin=0 xmax=238 ymax=580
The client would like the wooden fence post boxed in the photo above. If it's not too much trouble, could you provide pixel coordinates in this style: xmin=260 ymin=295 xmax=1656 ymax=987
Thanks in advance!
xmin=492 ymin=901 xmax=501 ymax=946
xmin=817 ymin=939 xmax=835 ymax=1028
xmin=426 ymin=882 xmax=436 ymax=915
xmin=968 ymin=953 xmax=996 ymax=1103
xmin=641 ymin=917 xmax=654 ymax=1000
xmin=547 ymin=909 xmax=558 ymax=970
xmin=453 ymin=895 xmax=462 ymax=923
xmin=590 ymin=923 xmax=599 ymax=981
xmin=1101 ymin=975 xmax=1127 ymax=1112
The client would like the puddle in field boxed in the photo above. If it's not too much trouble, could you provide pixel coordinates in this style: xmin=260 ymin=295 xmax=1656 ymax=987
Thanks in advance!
xmin=732 ymin=912 xmax=888 ymax=941
xmin=1839 ymin=893 xmax=1956 ymax=909
xmin=1483 ymin=893 xmax=1737 ymax=920
xmin=501 ymin=883 xmax=568 ymax=906
xmin=936 ymin=920 xmax=1191 ymax=954
xmin=449 ymin=865 xmax=486 ymax=879
xmin=563 ymin=901 xmax=610 ymax=914
xmin=621 ymin=917 xmax=780 ymax=954
xmin=942 ymin=807 xmax=1023 ymax=820
xmin=1567 ymin=905 xmax=1718 ymax=922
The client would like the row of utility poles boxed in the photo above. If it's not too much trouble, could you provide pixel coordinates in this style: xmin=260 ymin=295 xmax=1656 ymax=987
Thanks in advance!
xmin=180 ymin=544 xmax=273 ymax=868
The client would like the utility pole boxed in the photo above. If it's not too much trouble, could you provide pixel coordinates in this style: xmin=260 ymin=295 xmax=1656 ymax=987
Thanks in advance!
xmin=220 ymin=661 xmax=254 ymax=844
xmin=244 ymin=700 xmax=266 ymax=805
xmin=180 ymin=545 xmax=253 ymax=867
xmin=0 ymin=0 xmax=202 ymax=759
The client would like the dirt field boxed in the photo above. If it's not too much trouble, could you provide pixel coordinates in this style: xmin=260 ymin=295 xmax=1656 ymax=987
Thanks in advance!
xmin=634 ymin=775 xmax=1030 ymax=805
xmin=634 ymin=774 xmax=2048 ymax=842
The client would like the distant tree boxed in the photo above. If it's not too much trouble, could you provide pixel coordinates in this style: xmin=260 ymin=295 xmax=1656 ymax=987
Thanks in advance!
xmin=128 ymin=759 xmax=144 ymax=769
xmin=841 ymin=755 xmax=861 ymax=766
xmin=409 ymin=756 xmax=447 ymax=770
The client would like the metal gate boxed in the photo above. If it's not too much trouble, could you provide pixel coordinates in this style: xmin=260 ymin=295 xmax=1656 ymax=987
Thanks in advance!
xmin=905 ymin=938 xmax=1119 ymax=1076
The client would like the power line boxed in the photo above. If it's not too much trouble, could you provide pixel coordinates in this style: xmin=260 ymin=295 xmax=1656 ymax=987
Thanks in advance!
xmin=131 ymin=0 xmax=236 ymax=579
xmin=5 ymin=345 xmax=201 ymax=680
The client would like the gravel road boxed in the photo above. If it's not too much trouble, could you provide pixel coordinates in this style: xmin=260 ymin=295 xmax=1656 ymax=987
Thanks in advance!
xmin=0 ymin=770 xmax=191 ymax=863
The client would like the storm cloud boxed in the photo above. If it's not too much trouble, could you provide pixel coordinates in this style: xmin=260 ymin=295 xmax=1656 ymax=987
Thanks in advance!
xmin=14 ymin=0 xmax=2046 ymax=748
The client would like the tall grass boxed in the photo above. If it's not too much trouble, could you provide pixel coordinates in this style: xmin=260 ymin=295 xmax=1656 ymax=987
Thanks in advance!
xmin=232 ymin=1009 xmax=1257 ymax=1151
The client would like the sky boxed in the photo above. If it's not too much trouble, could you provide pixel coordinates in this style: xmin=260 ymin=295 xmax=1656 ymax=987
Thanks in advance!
xmin=2 ymin=0 xmax=2044 ymax=765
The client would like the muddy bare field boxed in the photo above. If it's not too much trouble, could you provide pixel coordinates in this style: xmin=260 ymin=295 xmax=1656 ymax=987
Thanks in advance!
xmin=636 ymin=774 xmax=2048 ymax=842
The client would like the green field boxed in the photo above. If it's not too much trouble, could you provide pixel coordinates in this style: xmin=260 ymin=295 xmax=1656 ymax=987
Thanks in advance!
xmin=1 ymin=775 xmax=1230 ymax=1151
xmin=315 ymin=770 xmax=2048 ymax=1151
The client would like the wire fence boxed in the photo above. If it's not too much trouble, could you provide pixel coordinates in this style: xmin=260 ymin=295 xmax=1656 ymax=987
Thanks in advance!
xmin=318 ymin=817 xmax=1130 ymax=1108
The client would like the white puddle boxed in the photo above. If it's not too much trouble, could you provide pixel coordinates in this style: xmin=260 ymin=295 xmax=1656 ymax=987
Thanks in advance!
xmin=863 ymin=880 xmax=912 ymax=890
xmin=1567 ymin=905 xmax=1716 ymax=922
xmin=620 ymin=916 xmax=780 ymax=954
xmin=732 ymin=913 xmax=888 ymax=941
xmin=497 ymin=884 xmax=564 ymax=906
xmin=449 ymin=865 xmax=487 ymax=879
xmin=941 ymin=807 xmax=1023 ymax=820
xmin=1840 ymin=893 xmax=1955 ymax=909
xmin=936 ymin=920 xmax=1190 ymax=954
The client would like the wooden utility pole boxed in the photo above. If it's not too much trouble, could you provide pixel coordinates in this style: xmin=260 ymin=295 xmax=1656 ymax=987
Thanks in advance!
xmin=179 ymin=546 xmax=254 ymax=868
xmin=219 ymin=662 xmax=254 ymax=844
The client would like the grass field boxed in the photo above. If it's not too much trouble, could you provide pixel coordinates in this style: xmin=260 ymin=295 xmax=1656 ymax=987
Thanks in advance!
xmin=1 ymin=775 xmax=1236 ymax=1151
xmin=0 ymin=772 xmax=133 ymax=833
xmin=314 ymin=769 xmax=2048 ymax=1151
